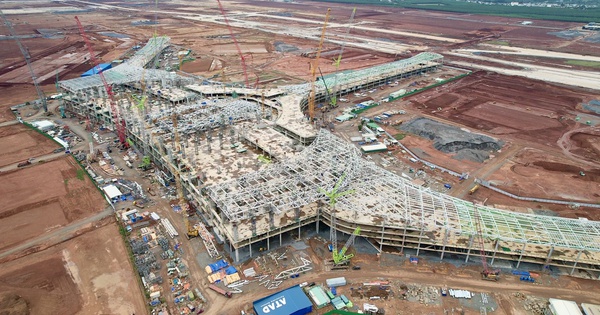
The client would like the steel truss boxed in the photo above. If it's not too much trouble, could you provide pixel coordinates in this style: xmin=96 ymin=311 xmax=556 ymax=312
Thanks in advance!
xmin=206 ymin=130 xmax=600 ymax=254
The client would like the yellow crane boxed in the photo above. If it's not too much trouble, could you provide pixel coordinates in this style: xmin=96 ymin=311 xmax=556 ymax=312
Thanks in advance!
xmin=308 ymin=8 xmax=331 ymax=120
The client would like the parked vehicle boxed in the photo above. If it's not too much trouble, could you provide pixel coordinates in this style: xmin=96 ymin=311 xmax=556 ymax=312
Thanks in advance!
xmin=17 ymin=160 xmax=31 ymax=167
xmin=208 ymin=284 xmax=232 ymax=298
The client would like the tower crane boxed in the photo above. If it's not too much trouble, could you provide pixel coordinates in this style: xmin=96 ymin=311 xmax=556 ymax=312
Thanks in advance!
xmin=308 ymin=8 xmax=330 ymax=120
xmin=215 ymin=0 xmax=250 ymax=88
xmin=0 ymin=9 xmax=47 ymax=112
xmin=473 ymin=207 xmax=500 ymax=281
xmin=75 ymin=16 xmax=128 ymax=147
xmin=329 ymin=7 xmax=357 ymax=108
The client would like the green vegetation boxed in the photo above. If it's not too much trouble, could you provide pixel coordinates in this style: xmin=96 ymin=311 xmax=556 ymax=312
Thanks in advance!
xmin=486 ymin=40 xmax=510 ymax=46
xmin=313 ymin=0 xmax=600 ymax=23
xmin=394 ymin=133 xmax=407 ymax=140
xmin=565 ymin=59 xmax=600 ymax=68
xmin=76 ymin=169 xmax=86 ymax=181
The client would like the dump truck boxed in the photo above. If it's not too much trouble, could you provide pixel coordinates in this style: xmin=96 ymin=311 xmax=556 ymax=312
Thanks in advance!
xmin=469 ymin=184 xmax=480 ymax=195
xmin=208 ymin=284 xmax=232 ymax=298
xmin=17 ymin=160 xmax=31 ymax=167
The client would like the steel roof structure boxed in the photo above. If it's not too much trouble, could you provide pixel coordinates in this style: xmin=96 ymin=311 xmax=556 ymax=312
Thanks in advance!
xmin=206 ymin=129 xmax=600 ymax=252
xmin=58 ymin=36 xmax=185 ymax=93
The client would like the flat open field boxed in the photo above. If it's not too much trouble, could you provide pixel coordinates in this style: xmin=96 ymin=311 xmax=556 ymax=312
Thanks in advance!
xmin=0 ymin=157 xmax=106 ymax=251
xmin=488 ymin=147 xmax=600 ymax=204
xmin=0 ymin=124 xmax=58 ymax=167
xmin=0 ymin=224 xmax=146 ymax=315
xmin=408 ymin=71 xmax=597 ymax=149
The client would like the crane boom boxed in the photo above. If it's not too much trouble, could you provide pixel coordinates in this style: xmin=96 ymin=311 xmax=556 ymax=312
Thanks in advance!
xmin=333 ymin=227 xmax=360 ymax=264
xmin=473 ymin=207 xmax=500 ymax=281
xmin=215 ymin=0 xmax=249 ymax=88
xmin=75 ymin=16 xmax=127 ymax=146
xmin=308 ymin=8 xmax=331 ymax=120
xmin=330 ymin=8 xmax=357 ymax=108
xmin=0 ymin=10 xmax=47 ymax=112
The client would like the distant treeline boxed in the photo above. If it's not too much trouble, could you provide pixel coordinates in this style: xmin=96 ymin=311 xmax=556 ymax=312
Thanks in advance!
xmin=311 ymin=0 xmax=600 ymax=23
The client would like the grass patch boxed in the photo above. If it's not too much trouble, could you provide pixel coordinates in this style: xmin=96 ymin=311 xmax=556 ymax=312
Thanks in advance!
xmin=486 ymin=40 xmax=509 ymax=46
xmin=394 ymin=133 xmax=407 ymax=140
xmin=76 ymin=169 xmax=86 ymax=181
xmin=565 ymin=60 xmax=600 ymax=68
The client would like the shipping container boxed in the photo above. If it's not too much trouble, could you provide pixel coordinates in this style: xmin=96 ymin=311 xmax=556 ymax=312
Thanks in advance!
xmin=326 ymin=277 xmax=347 ymax=287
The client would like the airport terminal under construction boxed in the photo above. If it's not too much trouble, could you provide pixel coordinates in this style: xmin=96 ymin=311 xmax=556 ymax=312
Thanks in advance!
xmin=56 ymin=36 xmax=600 ymax=280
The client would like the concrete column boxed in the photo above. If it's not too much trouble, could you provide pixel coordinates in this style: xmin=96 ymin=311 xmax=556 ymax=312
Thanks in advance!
xmin=490 ymin=240 xmax=500 ymax=265
xmin=249 ymin=243 xmax=252 ymax=258
xmin=465 ymin=235 xmax=475 ymax=263
xmin=570 ymin=250 xmax=583 ymax=275
xmin=379 ymin=217 xmax=386 ymax=252
xmin=279 ymin=233 xmax=282 ymax=246
xmin=235 ymin=247 xmax=239 ymax=262
xmin=233 ymin=224 xmax=238 ymax=242
xmin=400 ymin=224 xmax=408 ymax=252
xmin=316 ymin=207 xmax=320 ymax=233
xmin=544 ymin=246 xmax=554 ymax=271
xmin=440 ymin=228 xmax=449 ymax=260
xmin=416 ymin=229 xmax=425 ymax=256
xmin=516 ymin=242 xmax=527 ymax=269
xmin=267 ymin=237 xmax=270 ymax=251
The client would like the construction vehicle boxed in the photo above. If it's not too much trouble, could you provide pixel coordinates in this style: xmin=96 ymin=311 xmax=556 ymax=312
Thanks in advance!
xmin=333 ymin=227 xmax=360 ymax=265
xmin=208 ymin=284 xmax=232 ymax=298
xmin=308 ymin=8 xmax=331 ymax=120
xmin=473 ymin=207 xmax=500 ymax=281
xmin=469 ymin=184 xmax=480 ymax=195
xmin=17 ymin=160 xmax=32 ymax=168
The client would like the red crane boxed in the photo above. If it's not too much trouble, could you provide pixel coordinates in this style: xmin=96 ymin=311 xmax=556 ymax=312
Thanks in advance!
xmin=215 ymin=0 xmax=250 ymax=88
xmin=473 ymin=207 xmax=500 ymax=281
xmin=75 ymin=16 xmax=128 ymax=146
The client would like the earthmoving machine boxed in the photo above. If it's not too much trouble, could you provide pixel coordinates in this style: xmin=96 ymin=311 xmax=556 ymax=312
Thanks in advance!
xmin=308 ymin=8 xmax=331 ymax=120
xmin=473 ymin=207 xmax=500 ymax=281
xmin=0 ymin=9 xmax=47 ymax=112
xmin=75 ymin=16 xmax=128 ymax=148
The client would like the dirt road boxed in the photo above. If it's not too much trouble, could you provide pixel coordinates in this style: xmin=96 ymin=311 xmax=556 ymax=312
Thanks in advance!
xmin=0 ymin=207 xmax=114 ymax=262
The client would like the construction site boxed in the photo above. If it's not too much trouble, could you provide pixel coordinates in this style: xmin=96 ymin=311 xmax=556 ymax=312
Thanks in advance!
xmin=1 ymin=0 xmax=600 ymax=314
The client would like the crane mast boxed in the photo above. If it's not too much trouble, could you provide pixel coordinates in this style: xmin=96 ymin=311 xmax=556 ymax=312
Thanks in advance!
xmin=330 ymin=7 xmax=357 ymax=108
xmin=308 ymin=8 xmax=331 ymax=120
xmin=0 ymin=10 xmax=47 ymax=112
xmin=75 ymin=16 xmax=128 ymax=146
xmin=474 ymin=207 xmax=500 ymax=281
xmin=215 ymin=0 xmax=250 ymax=88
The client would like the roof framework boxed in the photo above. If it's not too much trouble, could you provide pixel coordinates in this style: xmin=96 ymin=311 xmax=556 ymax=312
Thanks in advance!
xmin=58 ymin=36 xmax=189 ymax=93
xmin=282 ymin=52 xmax=443 ymax=95
xmin=206 ymin=130 xmax=600 ymax=252
xmin=148 ymin=99 xmax=260 ymax=135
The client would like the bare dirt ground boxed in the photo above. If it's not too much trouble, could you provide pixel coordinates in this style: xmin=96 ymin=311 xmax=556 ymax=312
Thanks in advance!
xmin=0 ymin=157 xmax=106 ymax=251
xmin=0 ymin=124 xmax=58 ymax=167
xmin=0 ymin=224 xmax=146 ymax=315
xmin=206 ymin=237 xmax=600 ymax=315
xmin=1 ymin=1 xmax=599 ymax=313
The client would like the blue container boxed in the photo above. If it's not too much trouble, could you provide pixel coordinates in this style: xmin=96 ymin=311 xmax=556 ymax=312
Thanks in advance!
xmin=331 ymin=287 xmax=337 ymax=296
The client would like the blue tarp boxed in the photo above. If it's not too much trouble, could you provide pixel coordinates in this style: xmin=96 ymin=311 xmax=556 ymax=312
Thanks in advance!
xmin=208 ymin=259 xmax=229 ymax=273
xmin=81 ymin=63 xmax=112 ymax=77
xmin=253 ymin=285 xmax=312 ymax=315
xmin=225 ymin=266 xmax=237 ymax=275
